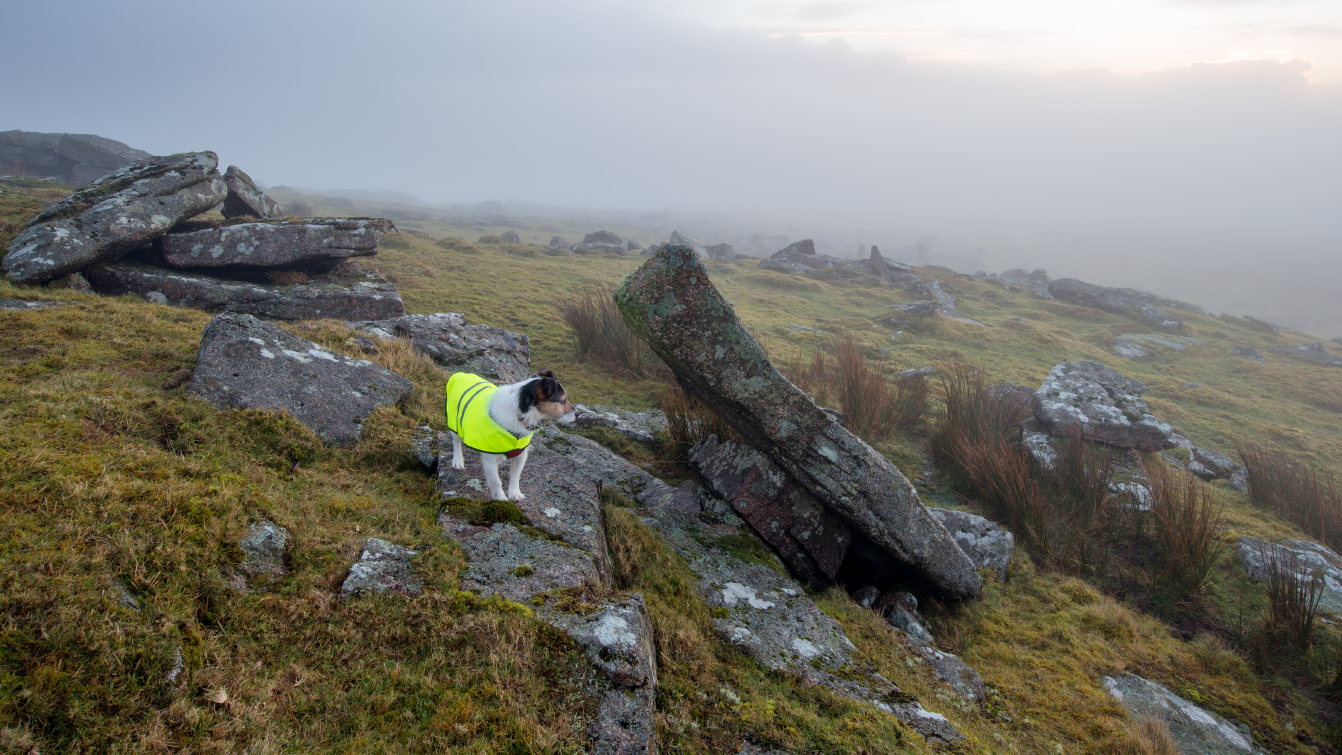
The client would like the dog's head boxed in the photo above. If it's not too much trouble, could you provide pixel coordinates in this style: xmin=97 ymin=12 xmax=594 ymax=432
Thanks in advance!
xmin=520 ymin=369 xmax=576 ymax=424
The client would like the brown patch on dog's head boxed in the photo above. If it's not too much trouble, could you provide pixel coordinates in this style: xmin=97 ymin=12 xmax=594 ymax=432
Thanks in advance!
xmin=522 ymin=370 xmax=575 ymax=419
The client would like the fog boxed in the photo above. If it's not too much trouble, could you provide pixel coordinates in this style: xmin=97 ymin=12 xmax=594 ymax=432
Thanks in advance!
xmin=4 ymin=0 xmax=1341 ymax=331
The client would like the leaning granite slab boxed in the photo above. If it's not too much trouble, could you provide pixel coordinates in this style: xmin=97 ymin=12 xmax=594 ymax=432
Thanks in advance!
xmin=615 ymin=244 xmax=982 ymax=601
xmin=186 ymin=312 xmax=413 ymax=447
xmin=1238 ymin=537 xmax=1342 ymax=617
xmin=928 ymin=508 xmax=1014 ymax=582
xmin=86 ymin=261 xmax=405 ymax=321
xmin=436 ymin=428 xmax=656 ymax=754
xmin=3 ymin=152 xmax=226 ymax=284
xmin=349 ymin=312 xmax=530 ymax=383
xmin=690 ymin=434 xmax=853 ymax=589
xmin=1103 ymin=674 xmax=1266 ymax=754
xmin=574 ymin=404 xmax=668 ymax=444
xmin=160 ymin=217 xmax=395 ymax=269
xmin=1269 ymin=342 xmax=1342 ymax=368
xmin=341 ymin=538 xmax=422 ymax=597
xmin=1033 ymin=361 xmax=1174 ymax=451
xmin=1049 ymin=279 xmax=1182 ymax=330
xmin=1112 ymin=333 xmax=1204 ymax=361
xmin=221 ymin=165 xmax=285 ymax=219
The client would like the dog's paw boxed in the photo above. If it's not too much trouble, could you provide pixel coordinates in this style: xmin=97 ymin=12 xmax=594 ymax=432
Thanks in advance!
xmin=508 ymin=491 xmax=526 ymax=502
xmin=451 ymin=458 xmax=466 ymax=470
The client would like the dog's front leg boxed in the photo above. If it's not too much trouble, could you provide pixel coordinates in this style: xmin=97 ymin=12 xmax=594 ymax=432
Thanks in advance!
xmin=506 ymin=447 xmax=529 ymax=502
xmin=481 ymin=453 xmax=507 ymax=501
xmin=449 ymin=430 xmax=466 ymax=470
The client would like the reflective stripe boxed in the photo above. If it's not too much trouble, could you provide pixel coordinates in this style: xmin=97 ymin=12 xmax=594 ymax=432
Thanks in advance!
xmin=456 ymin=381 xmax=490 ymax=430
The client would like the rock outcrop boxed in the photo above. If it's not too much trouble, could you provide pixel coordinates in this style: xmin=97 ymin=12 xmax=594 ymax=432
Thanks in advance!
xmin=1111 ymin=333 xmax=1203 ymax=361
xmin=1033 ymin=361 xmax=1174 ymax=451
xmin=690 ymin=434 xmax=854 ymax=589
xmin=615 ymin=244 xmax=982 ymax=601
xmin=238 ymin=520 xmax=291 ymax=582
xmin=159 ymin=218 xmax=395 ymax=269
xmin=928 ymin=508 xmax=1014 ymax=582
xmin=186 ymin=312 xmax=413 ymax=447
xmin=573 ymin=404 xmax=667 ymax=444
xmin=221 ymin=166 xmax=285 ymax=219
xmin=341 ymin=539 xmax=423 ymax=597
xmin=704 ymin=242 xmax=735 ymax=260
xmin=1238 ymin=537 xmax=1342 ymax=617
xmin=549 ymin=235 xmax=569 ymax=251
xmin=1049 ymin=279 xmax=1182 ymax=330
xmin=574 ymin=230 xmax=626 ymax=254
xmin=88 ymin=260 xmax=405 ymax=321
xmin=0 ymin=130 xmax=152 ymax=185
xmin=1269 ymin=342 xmax=1342 ymax=367
xmin=348 ymin=312 xmax=530 ymax=383
xmin=1232 ymin=346 xmax=1266 ymax=363
xmin=1103 ymin=674 xmax=1266 ymax=754
xmin=4 ymin=152 xmax=226 ymax=284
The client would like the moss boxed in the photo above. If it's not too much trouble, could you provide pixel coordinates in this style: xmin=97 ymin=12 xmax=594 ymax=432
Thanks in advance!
xmin=715 ymin=534 xmax=785 ymax=574
xmin=443 ymin=496 xmax=527 ymax=527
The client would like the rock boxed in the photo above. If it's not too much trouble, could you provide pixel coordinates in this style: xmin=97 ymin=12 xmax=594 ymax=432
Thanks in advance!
xmin=0 ymin=130 xmax=152 ymax=185
xmin=998 ymin=269 xmax=1053 ymax=299
xmin=916 ymin=644 xmax=985 ymax=702
xmin=771 ymin=239 xmax=815 ymax=257
xmin=1103 ymin=674 xmax=1266 ymax=754
xmin=348 ymin=312 xmax=530 ymax=383
xmin=869 ymin=245 xmax=891 ymax=278
xmin=221 ymin=166 xmax=284 ymax=219
xmin=1269 ymin=342 xmax=1342 ymax=367
xmin=1238 ymin=537 xmax=1342 ymax=617
xmin=668 ymin=230 xmax=704 ymax=255
xmin=549 ymin=235 xmax=569 ymax=251
xmin=0 ymin=299 xmax=68 ymax=311
xmin=572 ymin=404 xmax=667 ymax=444
xmin=186 ymin=312 xmax=413 ymax=447
xmin=1232 ymin=346 xmax=1266 ymax=363
xmin=159 ymin=218 xmax=395 ymax=270
xmin=46 ymin=271 xmax=91 ymax=292
xmin=436 ymin=428 xmax=658 ymax=755
xmin=1237 ymin=315 xmax=1280 ymax=334
xmin=341 ymin=538 xmax=423 ymax=597
xmin=897 ymin=300 xmax=939 ymax=317
xmin=623 ymin=238 xmax=642 ymax=252
xmin=4 ymin=152 xmax=227 ymax=284
xmin=575 ymin=230 xmax=626 ymax=254
xmin=501 ymin=230 xmax=521 ymax=243
xmin=928 ymin=508 xmax=1014 ymax=581
xmin=899 ymin=366 xmax=935 ymax=380
xmin=87 ymin=260 xmax=406 ymax=321
xmin=876 ymin=591 xmax=934 ymax=642
xmin=1049 ymin=279 xmax=1182 ymax=330
xmin=615 ymin=245 xmax=982 ymax=601
xmin=690 ymin=434 xmax=854 ymax=589
xmin=852 ymin=586 xmax=881 ymax=607
xmin=1112 ymin=333 xmax=1203 ymax=361
xmin=1022 ymin=420 xmax=1059 ymax=469
xmin=1033 ymin=361 xmax=1174 ymax=451
xmin=409 ymin=427 xmax=440 ymax=471
xmin=704 ymin=242 xmax=735 ymax=260
xmin=238 ymin=520 xmax=290 ymax=581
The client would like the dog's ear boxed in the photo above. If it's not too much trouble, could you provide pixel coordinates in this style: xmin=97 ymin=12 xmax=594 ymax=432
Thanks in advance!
xmin=532 ymin=377 xmax=553 ymax=402
xmin=535 ymin=369 xmax=556 ymax=379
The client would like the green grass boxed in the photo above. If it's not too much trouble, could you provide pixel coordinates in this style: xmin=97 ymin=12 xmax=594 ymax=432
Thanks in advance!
xmin=5 ymin=179 xmax=1342 ymax=752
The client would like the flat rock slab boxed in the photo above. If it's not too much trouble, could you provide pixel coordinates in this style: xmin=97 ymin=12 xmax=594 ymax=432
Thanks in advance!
xmin=435 ymin=428 xmax=657 ymax=754
xmin=928 ymin=508 xmax=1014 ymax=582
xmin=221 ymin=165 xmax=284 ymax=219
xmin=573 ymin=404 xmax=667 ymax=444
xmin=186 ymin=312 xmax=413 ymax=447
xmin=87 ymin=261 xmax=405 ymax=321
xmin=1269 ymin=342 xmax=1342 ymax=367
xmin=1232 ymin=346 xmax=1266 ymax=363
xmin=1238 ymin=537 xmax=1342 ymax=617
xmin=1033 ymin=361 xmax=1174 ymax=451
xmin=238 ymin=520 xmax=290 ymax=580
xmin=1103 ymin=674 xmax=1265 ymax=754
xmin=0 ymin=299 xmax=70 ymax=311
xmin=690 ymin=434 xmax=852 ymax=589
xmin=1049 ymin=279 xmax=1182 ymax=330
xmin=341 ymin=538 xmax=422 ymax=597
xmin=4 ymin=152 xmax=226 ymax=284
xmin=1112 ymin=333 xmax=1204 ymax=360
xmin=350 ymin=312 xmax=530 ymax=383
xmin=160 ymin=217 xmax=394 ymax=269
xmin=615 ymin=244 xmax=981 ymax=601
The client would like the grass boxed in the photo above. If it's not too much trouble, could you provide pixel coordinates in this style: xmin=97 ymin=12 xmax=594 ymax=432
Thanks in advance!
xmin=1237 ymin=440 xmax=1342 ymax=552
xmin=553 ymin=284 xmax=667 ymax=380
xmin=1144 ymin=460 xmax=1227 ymax=611
xmin=7 ymin=178 xmax=1342 ymax=751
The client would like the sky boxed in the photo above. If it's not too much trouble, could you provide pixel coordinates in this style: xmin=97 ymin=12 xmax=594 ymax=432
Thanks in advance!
xmin=3 ymin=0 xmax=1341 ymax=327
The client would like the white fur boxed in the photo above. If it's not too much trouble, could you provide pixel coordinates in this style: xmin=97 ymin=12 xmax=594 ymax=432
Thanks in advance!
xmin=448 ymin=377 xmax=575 ymax=502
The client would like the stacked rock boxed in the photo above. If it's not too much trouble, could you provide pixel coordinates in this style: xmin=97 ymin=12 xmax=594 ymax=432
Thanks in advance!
xmin=2 ymin=152 xmax=405 ymax=321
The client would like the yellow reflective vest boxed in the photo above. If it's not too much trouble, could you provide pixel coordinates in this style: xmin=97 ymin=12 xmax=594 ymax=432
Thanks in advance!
xmin=444 ymin=372 xmax=532 ymax=457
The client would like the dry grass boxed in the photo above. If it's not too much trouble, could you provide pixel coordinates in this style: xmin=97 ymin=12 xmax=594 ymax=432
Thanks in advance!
xmin=656 ymin=382 xmax=735 ymax=465
xmin=555 ymin=284 xmax=668 ymax=379
xmin=833 ymin=338 xmax=929 ymax=442
xmin=1144 ymin=461 xmax=1227 ymax=609
xmin=1236 ymin=440 xmax=1342 ymax=552
xmin=1258 ymin=541 xmax=1324 ymax=651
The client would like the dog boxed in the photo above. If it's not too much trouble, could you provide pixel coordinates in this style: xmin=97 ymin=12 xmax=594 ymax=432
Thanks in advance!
xmin=444 ymin=369 xmax=576 ymax=502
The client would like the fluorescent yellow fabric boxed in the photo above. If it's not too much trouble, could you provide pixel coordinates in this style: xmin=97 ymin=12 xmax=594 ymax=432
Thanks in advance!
xmin=444 ymin=372 xmax=532 ymax=456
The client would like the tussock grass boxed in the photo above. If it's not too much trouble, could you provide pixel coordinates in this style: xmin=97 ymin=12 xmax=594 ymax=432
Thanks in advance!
xmin=554 ymin=284 xmax=668 ymax=380
xmin=656 ymin=382 xmax=734 ymax=465
xmin=1144 ymin=461 xmax=1227 ymax=609
xmin=1257 ymin=542 xmax=1324 ymax=651
xmin=1236 ymin=440 xmax=1342 ymax=551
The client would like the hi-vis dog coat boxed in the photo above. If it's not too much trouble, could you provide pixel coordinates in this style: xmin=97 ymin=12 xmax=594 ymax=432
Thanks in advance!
xmin=444 ymin=372 xmax=532 ymax=458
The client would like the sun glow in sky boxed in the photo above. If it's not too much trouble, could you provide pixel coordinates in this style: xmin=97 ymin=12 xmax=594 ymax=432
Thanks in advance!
xmin=661 ymin=0 xmax=1342 ymax=83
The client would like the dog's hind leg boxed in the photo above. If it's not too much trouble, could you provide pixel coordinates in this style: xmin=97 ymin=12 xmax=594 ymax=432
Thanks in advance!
xmin=448 ymin=430 xmax=466 ymax=470
xmin=480 ymin=453 xmax=507 ymax=501
xmin=505 ymin=447 xmax=529 ymax=502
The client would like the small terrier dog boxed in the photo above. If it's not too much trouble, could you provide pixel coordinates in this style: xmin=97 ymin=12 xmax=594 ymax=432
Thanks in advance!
xmin=444 ymin=369 xmax=575 ymax=502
